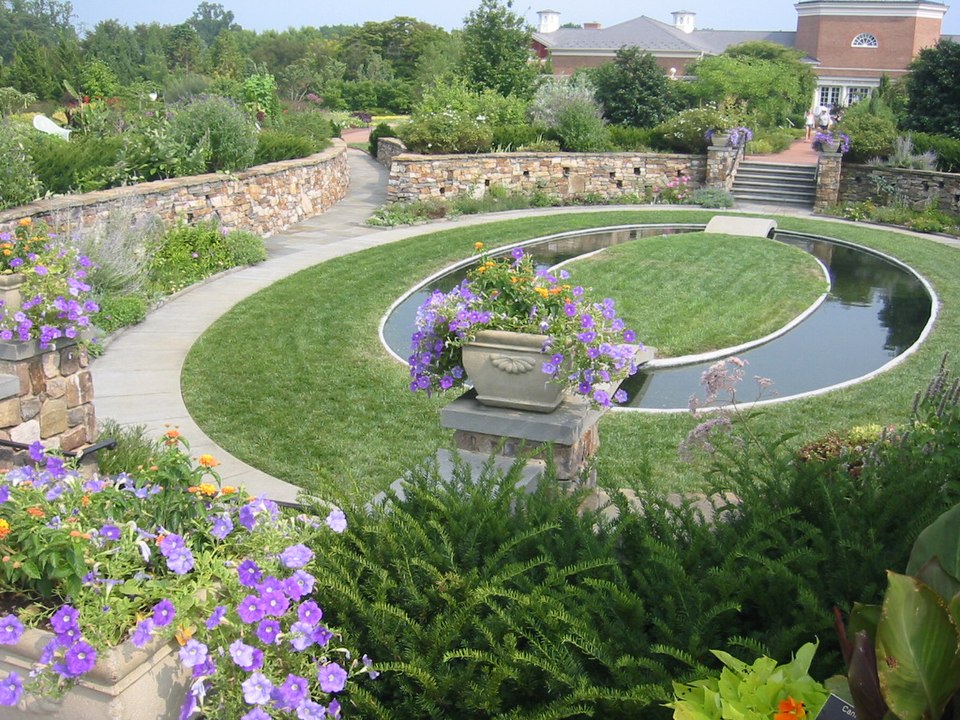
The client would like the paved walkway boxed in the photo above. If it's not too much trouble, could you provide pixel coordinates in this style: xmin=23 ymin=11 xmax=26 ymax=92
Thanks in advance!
xmin=745 ymin=139 xmax=821 ymax=166
xmin=89 ymin=144 xmax=956 ymax=502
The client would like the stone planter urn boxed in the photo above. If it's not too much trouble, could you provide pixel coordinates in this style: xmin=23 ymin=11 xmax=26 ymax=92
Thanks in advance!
xmin=710 ymin=132 xmax=731 ymax=147
xmin=821 ymin=140 xmax=841 ymax=153
xmin=0 ymin=273 xmax=23 ymax=315
xmin=0 ymin=628 xmax=189 ymax=719
xmin=461 ymin=330 xmax=567 ymax=413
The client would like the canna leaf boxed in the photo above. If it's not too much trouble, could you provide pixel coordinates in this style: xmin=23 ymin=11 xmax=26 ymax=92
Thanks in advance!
xmin=876 ymin=571 xmax=960 ymax=720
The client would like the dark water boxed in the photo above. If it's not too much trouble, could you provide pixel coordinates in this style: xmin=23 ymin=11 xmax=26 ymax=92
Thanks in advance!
xmin=381 ymin=225 xmax=933 ymax=411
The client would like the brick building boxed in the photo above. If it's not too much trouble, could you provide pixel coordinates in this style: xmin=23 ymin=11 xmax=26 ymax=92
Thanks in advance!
xmin=532 ymin=0 xmax=953 ymax=108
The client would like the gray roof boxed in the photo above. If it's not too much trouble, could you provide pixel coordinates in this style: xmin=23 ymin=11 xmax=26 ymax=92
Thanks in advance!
xmin=534 ymin=16 xmax=797 ymax=56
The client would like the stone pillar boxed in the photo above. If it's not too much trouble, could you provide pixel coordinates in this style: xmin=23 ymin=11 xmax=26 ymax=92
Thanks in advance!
xmin=705 ymin=144 xmax=741 ymax=190
xmin=0 ymin=339 xmax=97 ymax=466
xmin=814 ymin=152 xmax=843 ymax=212
xmin=440 ymin=390 xmax=606 ymax=490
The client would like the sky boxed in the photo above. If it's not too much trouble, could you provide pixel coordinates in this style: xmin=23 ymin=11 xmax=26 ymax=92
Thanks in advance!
xmin=62 ymin=0 xmax=960 ymax=37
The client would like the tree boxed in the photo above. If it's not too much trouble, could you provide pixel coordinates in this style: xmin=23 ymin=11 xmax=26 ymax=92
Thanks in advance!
xmin=590 ymin=46 xmax=678 ymax=127
xmin=6 ymin=30 xmax=57 ymax=98
xmin=686 ymin=41 xmax=815 ymax=128
xmin=188 ymin=2 xmax=238 ymax=47
xmin=0 ymin=0 xmax=75 ymax=63
xmin=904 ymin=39 xmax=960 ymax=139
xmin=208 ymin=29 xmax=244 ymax=79
xmin=83 ymin=20 xmax=143 ymax=84
xmin=166 ymin=23 xmax=205 ymax=73
xmin=459 ymin=0 xmax=538 ymax=99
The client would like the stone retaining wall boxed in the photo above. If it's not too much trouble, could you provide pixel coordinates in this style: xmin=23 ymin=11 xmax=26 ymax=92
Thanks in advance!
xmin=0 ymin=140 xmax=350 ymax=238
xmin=386 ymin=150 xmax=707 ymax=204
xmin=377 ymin=137 xmax=407 ymax=169
xmin=839 ymin=164 xmax=960 ymax=212
xmin=0 ymin=341 xmax=95 ymax=459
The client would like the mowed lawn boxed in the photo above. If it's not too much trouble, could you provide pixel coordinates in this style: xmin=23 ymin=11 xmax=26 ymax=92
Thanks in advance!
xmin=181 ymin=209 xmax=958 ymax=498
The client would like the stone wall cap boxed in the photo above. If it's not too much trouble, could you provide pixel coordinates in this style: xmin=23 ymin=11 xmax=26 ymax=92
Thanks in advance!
xmin=0 ymin=338 xmax=77 ymax=361
xmin=440 ymin=389 xmax=604 ymax=444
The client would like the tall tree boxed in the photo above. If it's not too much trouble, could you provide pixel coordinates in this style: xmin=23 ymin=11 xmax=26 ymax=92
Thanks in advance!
xmin=6 ymin=29 xmax=57 ymax=98
xmin=83 ymin=19 xmax=143 ymax=84
xmin=0 ymin=0 xmax=75 ymax=62
xmin=188 ymin=1 xmax=237 ymax=47
xmin=590 ymin=47 xmax=678 ymax=127
xmin=686 ymin=41 xmax=816 ymax=127
xmin=459 ymin=0 xmax=537 ymax=99
xmin=904 ymin=39 xmax=960 ymax=139
xmin=166 ymin=22 xmax=205 ymax=73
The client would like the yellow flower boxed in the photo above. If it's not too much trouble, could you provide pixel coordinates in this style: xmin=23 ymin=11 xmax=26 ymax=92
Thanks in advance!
xmin=198 ymin=454 xmax=219 ymax=468
xmin=474 ymin=242 xmax=484 ymax=251
xmin=535 ymin=287 xmax=549 ymax=298
xmin=221 ymin=486 xmax=237 ymax=495
xmin=475 ymin=266 xmax=487 ymax=274
xmin=17 ymin=218 xmax=31 ymax=227
xmin=197 ymin=482 xmax=217 ymax=496
xmin=0 ymin=519 xmax=10 ymax=540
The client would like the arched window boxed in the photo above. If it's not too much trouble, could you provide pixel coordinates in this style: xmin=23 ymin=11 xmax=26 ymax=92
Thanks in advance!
xmin=851 ymin=33 xmax=879 ymax=48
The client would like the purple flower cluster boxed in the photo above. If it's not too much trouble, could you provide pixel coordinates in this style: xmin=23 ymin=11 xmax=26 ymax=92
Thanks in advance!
xmin=172 ymin=552 xmax=351 ymax=719
xmin=0 ymin=231 xmax=98 ymax=349
xmin=0 ymin=604 xmax=98 ymax=706
xmin=407 ymin=247 xmax=643 ymax=406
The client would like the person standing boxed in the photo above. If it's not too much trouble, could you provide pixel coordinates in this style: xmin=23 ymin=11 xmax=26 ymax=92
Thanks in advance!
xmin=804 ymin=109 xmax=816 ymax=141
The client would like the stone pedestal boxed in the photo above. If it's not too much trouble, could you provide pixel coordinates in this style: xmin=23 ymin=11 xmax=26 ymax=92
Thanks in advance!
xmin=814 ymin=152 xmax=843 ymax=212
xmin=0 ymin=339 xmax=97 ymax=466
xmin=441 ymin=389 xmax=606 ymax=488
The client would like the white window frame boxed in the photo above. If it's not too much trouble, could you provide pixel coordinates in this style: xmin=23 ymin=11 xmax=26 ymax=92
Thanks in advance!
xmin=851 ymin=33 xmax=879 ymax=48
xmin=819 ymin=86 xmax=841 ymax=108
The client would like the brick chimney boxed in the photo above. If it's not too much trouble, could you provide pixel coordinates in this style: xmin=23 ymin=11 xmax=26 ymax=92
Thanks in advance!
xmin=583 ymin=21 xmax=602 ymax=29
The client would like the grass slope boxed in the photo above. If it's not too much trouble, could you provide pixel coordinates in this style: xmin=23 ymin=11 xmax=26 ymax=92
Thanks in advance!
xmin=180 ymin=210 xmax=958 ymax=497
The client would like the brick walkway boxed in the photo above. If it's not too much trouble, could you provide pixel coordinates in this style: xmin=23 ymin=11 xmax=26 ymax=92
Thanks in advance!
xmin=745 ymin=139 xmax=820 ymax=165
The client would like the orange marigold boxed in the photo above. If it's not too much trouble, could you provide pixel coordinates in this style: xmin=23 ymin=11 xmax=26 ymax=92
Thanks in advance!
xmin=198 ymin=454 xmax=219 ymax=468
xmin=0 ymin=519 xmax=10 ymax=540
xmin=220 ymin=486 xmax=237 ymax=495
xmin=69 ymin=530 xmax=91 ymax=540
xmin=474 ymin=242 xmax=484 ymax=251
xmin=17 ymin=218 xmax=31 ymax=227
xmin=165 ymin=428 xmax=181 ymax=445
xmin=197 ymin=483 xmax=217 ymax=496
xmin=25 ymin=506 xmax=44 ymax=518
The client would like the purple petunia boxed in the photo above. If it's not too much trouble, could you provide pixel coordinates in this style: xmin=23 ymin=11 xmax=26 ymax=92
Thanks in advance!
xmin=178 ymin=639 xmax=209 ymax=669
xmin=210 ymin=514 xmax=233 ymax=540
xmin=325 ymin=509 xmax=347 ymax=533
xmin=256 ymin=619 xmax=281 ymax=645
xmin=237 ymin=559 xmax=262 ymax=588
xmin=50 ymin=606 xmax=79 ymax=635
xmin=0 ymin=671 xmax=23 ymax=706
xmin=274 ymin=673 xmax=309 ymax=710
xmin=279 ymin=544 xmax=314 ymax=569
xmin=229 ymin=639 xmax=262 ymax=671
xmin=282 ymin=570 xmax=314 ymax=601
xmin=152 ymin=599 xmax=176 ymax=627
xmin=61 ymin=640 xmax=97 ymax=677
xmin=297 ymin=600 xmax=322 ymax=626
xmin=99 ymin=524 xmax=121 ymax=541
xmin=0 ymin=615 xmax=24 ymax=645
xmin=236 ymin=595 xmax=266 ymax=624
xmin=131 ymin=618 xmax=155 ymax=648
xmin=318 ymin=662 xmax=347 ymax=693
xmin=205 ymin=605 xmax=227 ymax=630
xmin=241 ymin=671 xmax=273 ymax=705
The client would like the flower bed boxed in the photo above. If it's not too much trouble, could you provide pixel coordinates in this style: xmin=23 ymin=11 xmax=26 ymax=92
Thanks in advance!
xmin=0 ymin=432 xmax=375 ymax=718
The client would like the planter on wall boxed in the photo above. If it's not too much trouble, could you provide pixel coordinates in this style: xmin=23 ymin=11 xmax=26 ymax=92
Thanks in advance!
xmin=0 ymin=273 xmax=23 ymax=315
xmin=461 ymin=330 xmax=568 ymax=413
xmin=0 ymin=628 xmax=189 ymax=719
